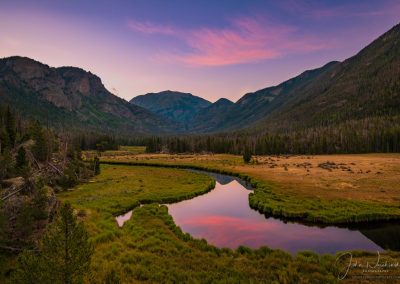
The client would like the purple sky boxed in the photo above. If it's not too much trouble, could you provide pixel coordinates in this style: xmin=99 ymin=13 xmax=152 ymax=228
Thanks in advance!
xmin=1 ymin=0 xmax=399 ymax=102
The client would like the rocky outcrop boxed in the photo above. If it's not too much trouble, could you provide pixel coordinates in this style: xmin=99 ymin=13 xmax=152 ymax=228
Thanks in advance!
xmin=0 ymin=56 xmax=180 ymax=134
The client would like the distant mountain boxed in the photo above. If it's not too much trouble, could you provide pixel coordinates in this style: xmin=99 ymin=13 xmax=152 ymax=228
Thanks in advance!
xmin=130 ymin=91 xmax=211 ymax=125
xmin=193 ymin=23 xmax=400 ymax=134
xmin=131 ymin=62 xmax=336 ymax=134
xmin=0 ymin=56 xmax=178 ymax=135
xmin=190 ymin=98 xmax=235 ymax=132
xmin=248 ymin=22 xmax=400 ymax=133
xmin=188 ymin=62 xmax=338 ymax=133
xmin=2 ymin=23 xmax=398 ymax=138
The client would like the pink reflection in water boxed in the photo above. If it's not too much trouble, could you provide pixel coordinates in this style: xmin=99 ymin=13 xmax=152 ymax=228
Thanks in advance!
xmin=116 ymin=210 xmax=132 ymax=227
xmin=167 ymin=174 xmax=383 ymax=254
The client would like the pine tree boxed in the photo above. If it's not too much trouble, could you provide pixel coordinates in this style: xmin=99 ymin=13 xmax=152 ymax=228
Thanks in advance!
xmin=243 ymin=147 xmax=252 ymax=164
xmin=30 ymin=121 xmax=49 ymax=162
xmin=5 ymin=106 xmax=16 ymax=148
xmin=0 ymin=148 xmax=14 ymax=180
xmin=13 ymin=203 xmax=93 ymax=284
xmin=0 ymin=202 xmax=6 ymax=243
xmin=0 ymin=127 xmax=10 ymax=153
xmin=15 ymin=147 xmax=29 ymax=176
xmin=93 ymin=156 xmax=100 ymax=175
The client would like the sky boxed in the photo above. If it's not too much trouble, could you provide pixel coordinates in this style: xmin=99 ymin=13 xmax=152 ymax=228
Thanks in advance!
xmin=1 ymin=1 xmax=400 ymax=103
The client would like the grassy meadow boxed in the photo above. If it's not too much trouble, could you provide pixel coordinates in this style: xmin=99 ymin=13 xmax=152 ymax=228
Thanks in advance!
xmin=52 ymin=160 xmax=400 ymax=283
xmin=3 ymin=149 xmax=394 ymax=282
xmin=96 ymin=152 xmax=400 ymax=224
xmin=58 ymin=164 xmax=342 ymax=283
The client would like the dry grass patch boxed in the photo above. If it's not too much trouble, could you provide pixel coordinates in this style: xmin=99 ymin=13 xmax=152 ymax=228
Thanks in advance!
xmin=98 ymin=152 xmax=400 ymax=223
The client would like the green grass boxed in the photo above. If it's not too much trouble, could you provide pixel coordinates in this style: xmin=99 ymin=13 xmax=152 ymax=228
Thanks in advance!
xmin=58 ymin=164 xmax=340 ymax=283
xmin=0 ymin=253 xmax=17 ymax=283
xmin=84 ymin=146 xmax=146 ymax=160
xmin=248 ymin=183 xmax=400 ymax=224
xmin=119 ymin=145 xmax=146 ymax=154
xmin=100 ymin=158 xmax=400 ymax=224
xmin=4 ymin=158 xmax=399 ymax=282
xmin=60 ymin=165 xmax=215 ymax=216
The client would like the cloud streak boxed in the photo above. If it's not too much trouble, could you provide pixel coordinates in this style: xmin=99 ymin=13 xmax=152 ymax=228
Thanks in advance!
xmin=127 ymin=20 xmax=177 ymax=35
xmin=128 ymin=17 xmax=328 ymax=67
xmin=281 ymin=0 xmax=400 ymax=20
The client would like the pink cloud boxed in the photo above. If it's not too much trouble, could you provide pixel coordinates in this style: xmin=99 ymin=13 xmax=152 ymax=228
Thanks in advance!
xmin=180 ymin=215 xmax=282 ymax=232
xmin=281 ymin=0 xmax=400 ymax=20
xmin=128 ymin=17 xmax=328 ymax=67
xmin=128 ymin=20 xmax=178 ymax=36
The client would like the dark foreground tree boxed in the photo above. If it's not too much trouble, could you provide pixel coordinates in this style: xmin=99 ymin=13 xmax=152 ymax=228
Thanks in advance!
xmin=0 ymin=202 xmax=6 ymax=243
xmin=30 ymin=120 xmax=50 ymax=162
xmin=15 ymin=147 xmax=29 ymax=176
xmin=93 ymin=156 xmax=100 ymax=175
xmin=13 ymin=203 xmax=93 ymax=284
xmin=243 ymin=147 xmax=252 ymax=164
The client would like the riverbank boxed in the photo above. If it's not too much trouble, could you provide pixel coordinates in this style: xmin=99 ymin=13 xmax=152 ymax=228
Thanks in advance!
xmin=57 ymin=162 xmax=400 ymax=283
xmin=58 ymin=164 xmax=340 ymax=283
xmin=97 ymin=153 xmax=400 ymax=224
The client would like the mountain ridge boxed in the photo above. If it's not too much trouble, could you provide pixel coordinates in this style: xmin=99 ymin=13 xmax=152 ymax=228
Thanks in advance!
xmin=130 ymin=90 xmax=211 ymax=125
xmin=247 ymin=22 xmax=400 ymax=133
xmin=0 ymin=56 xmax=180 ymax=135
xmin=1 ymin=23 xmax=399 ymax=136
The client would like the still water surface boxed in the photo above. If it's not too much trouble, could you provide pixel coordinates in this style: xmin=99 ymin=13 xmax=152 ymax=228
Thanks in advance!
xmin=117 ymin=170 xmax=400 ymax=254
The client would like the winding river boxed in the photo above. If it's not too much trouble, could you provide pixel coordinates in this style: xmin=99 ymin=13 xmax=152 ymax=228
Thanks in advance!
xmin=116 ymin=170 xmax=400 ymax=254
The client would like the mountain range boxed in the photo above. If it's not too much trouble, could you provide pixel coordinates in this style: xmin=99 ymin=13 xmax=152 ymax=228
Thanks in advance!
xmin=1 ymin=23 xmax=399 ymax=136
xmin=128 ymin=61 xmax=337 ymax=133
xmin=130 ymin=91 xmax=211 ymax=127
xmin=0 ymin=57 xmax=180 ymax=134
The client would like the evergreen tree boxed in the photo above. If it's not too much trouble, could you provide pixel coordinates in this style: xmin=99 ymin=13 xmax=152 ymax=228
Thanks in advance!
xmin=93 ymin=156 xmax=100 ymax=175
xmin=30 ymin=121 xmax=49 ymax=162
xmin=0 ymin=202 xmax=6 ymax=243
xmin=0 ymin=126 xmax=10 ymax=153
xmin=243 ymin=147 xmax=252 ymax=164
xmin=31 ymin=183 xmax=49 ymax=220
xmin=13 ymin=203 xmax=93 ymax=284
xmin=15 ymin=147 xmax=29 ymax=176
xmin=0 ymin=148 xmax=14 ymax=180
xmin=5 ymin=106 xmax=16 ymax=148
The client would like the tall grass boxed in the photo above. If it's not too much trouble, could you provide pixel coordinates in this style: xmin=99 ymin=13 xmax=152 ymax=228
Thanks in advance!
xmin=101 ymin=160 xmax=400 ymax=224
xmin=56 ymin=163 xmax=399 ymax=283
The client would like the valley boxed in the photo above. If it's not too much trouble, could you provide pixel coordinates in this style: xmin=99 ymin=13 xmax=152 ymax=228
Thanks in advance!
xmin=53 ymin=149 xmax=400 ymax=282
xmin=98 ymin=151 xmax=400 ymax=224
xmin=1 ymin=4 xmax=399 ymax=282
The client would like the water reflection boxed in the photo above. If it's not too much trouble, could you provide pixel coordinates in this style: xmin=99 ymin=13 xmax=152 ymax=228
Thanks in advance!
xmin=359 ymin=223 xmax=400 ymax=251
xmin=115 ymin=170 xmax=399 ymax=254
xmin=116 ymin=210 xmax=132 ymax=227
xmin=167 ymin=171 xmax=393 ymax=254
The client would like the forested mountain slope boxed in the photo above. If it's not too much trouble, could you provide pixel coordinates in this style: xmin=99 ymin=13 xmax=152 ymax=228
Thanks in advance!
xmin=154 ymin=23 xmax=400 ymax=134
xmin=2 ymin=23 xmax=399 ymax=138
xmin=0 ymin=57 xmax=179 ymax=135
xmin=248 ymin=23 xmax=400 ymax=133
xmin=130 ymin=90 xmax=211 ymax=125
xmin=144 ymin=23 xmax=400 ymax=154
xmin=190 ymin=61 xmax=339 ymax=133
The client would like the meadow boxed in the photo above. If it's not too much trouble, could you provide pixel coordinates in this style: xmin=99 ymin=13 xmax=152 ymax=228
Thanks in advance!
xmin=97 ymin=151 xmax=400 ymax=224
xmin=59 ymin=164 xmax=340 ymax=283
xmin=55 ymin=161 xmax=400 ymax=283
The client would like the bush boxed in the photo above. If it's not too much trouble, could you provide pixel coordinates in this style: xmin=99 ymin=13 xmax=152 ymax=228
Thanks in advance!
xmin=243 ymin=148 xmax=252 ymax=163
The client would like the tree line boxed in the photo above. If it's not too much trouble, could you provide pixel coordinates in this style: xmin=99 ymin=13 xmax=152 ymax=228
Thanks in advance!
xmin=143 ymin=115 xmax=400 ymax=155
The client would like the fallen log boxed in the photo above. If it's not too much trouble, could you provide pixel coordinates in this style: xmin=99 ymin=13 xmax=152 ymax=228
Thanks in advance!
xmin=48 ymin=162 xmax=63 ymax=175
xmin=1 ymin=187 xmax=24 ymax=201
